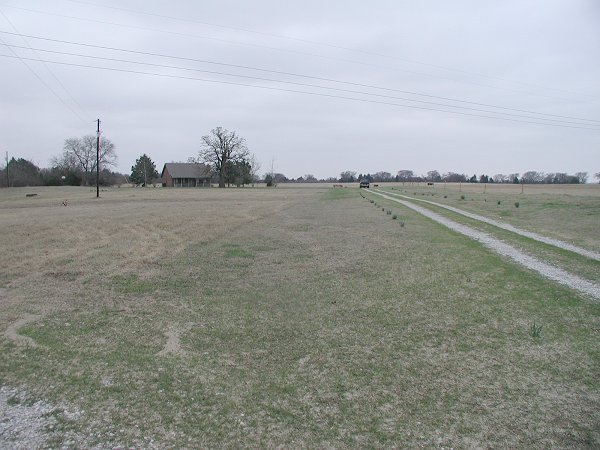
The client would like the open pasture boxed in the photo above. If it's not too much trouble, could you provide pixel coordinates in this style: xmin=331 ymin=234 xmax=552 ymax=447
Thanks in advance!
xmin=0 ymin=185 xmax=598 ymax=447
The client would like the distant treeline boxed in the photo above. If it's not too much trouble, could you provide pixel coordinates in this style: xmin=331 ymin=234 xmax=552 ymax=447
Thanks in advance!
xmin=287 ymin=170 xmax=594 ymax=184
xmin=0 ymin=157 xmax=126 ymax=188
xmin=1 ymin=156 xmax=597 ymax=187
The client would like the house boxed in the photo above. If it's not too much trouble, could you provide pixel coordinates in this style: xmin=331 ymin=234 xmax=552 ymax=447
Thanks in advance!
xmin=161 ymin=163 xmax=212 ymax=187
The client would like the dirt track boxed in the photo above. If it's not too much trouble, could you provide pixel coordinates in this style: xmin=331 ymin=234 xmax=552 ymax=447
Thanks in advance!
xmin=375 ymin=189 xmax=600 ymax=261
xmin=371 ymin=190 xmax=600 ymax=300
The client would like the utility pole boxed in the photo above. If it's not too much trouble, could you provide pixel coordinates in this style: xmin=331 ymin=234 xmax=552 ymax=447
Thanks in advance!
xmin=96 ymin=119 xmax=100 ymax=198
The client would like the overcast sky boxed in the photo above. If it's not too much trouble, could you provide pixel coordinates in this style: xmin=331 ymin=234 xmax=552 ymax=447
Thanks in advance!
xmin=1 ymin=0 xmax=599 ymax=179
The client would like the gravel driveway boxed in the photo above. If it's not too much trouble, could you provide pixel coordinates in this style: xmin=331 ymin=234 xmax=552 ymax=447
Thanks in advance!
xmin=376 ymin=189 xmax=600 ymax=261
xmin=372 ymin=190 xmax=600 ymax=300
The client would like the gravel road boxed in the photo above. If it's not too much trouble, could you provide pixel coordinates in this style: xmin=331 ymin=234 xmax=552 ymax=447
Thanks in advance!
xmin=376 ymin=189 xmax=600 ymax=261
xmin=372 ymin=190 xmax=600 ymax=300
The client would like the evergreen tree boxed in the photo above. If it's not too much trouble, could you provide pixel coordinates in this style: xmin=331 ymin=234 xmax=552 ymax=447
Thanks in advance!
xmin=6 ymin=157 xmax=42 ymax=187
xmin=130 ymin=154 xmax=159 ymax=186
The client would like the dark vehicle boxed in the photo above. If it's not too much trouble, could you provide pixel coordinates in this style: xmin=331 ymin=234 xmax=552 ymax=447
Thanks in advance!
xmin=359 ymin=180 xmax=370 ymax=188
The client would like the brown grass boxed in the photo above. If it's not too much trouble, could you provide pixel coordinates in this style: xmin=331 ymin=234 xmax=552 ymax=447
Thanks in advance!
xmin=0 ymin=185 xmax=598 ymax=447
xmin=381 ymin=182 xmax=600 ymax=252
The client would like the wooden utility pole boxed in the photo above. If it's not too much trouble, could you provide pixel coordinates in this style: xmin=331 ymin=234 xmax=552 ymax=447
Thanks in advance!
xmin=96 ymin=119 xmax=100 ymax=198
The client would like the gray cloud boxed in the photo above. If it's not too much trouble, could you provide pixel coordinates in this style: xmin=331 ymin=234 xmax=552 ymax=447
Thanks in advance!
xmin=1 ymin=0 xmax=598 ymax=179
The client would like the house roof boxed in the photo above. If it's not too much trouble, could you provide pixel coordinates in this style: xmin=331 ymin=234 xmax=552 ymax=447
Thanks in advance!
xmin=162 ymin=163 xmax=212 ymax=179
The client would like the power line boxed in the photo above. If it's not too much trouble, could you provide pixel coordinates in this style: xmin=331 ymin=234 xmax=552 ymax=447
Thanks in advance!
xmin=2 ymin=42 xmax=595 ymax=127
xmin=2 ymin=52 xmax=599 ymax=132
xmin=1 ymin=30 xmax=597 ymax=125
xmin=0 ymin=36 xmax=89 ymax=126
xmin=63 ymin=0 xmax=598 ymax=102
xmin=0 ymin=9 xmax=91 ymax=123
xmin=0 ymin=3 xmax=593 ymax=105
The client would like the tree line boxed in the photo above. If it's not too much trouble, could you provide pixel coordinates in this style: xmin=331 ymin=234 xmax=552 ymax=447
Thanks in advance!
xmin=333 ymin=170 xmax=593 ymax=185
xmin=2 ymin=156 xmax=598 ymax=188
xmin=1 ymin=126 xmax=598 ymax=187
xmin=0 ymin=156 xmax=125 ymax=188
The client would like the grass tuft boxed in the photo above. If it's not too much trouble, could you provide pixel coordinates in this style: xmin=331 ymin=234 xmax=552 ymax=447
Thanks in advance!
xmin=530 ymin=321 xmax=543 ymax=338
xmin=6 ymin=396 xmax=20 ymax=406
xmin=112 ymin=274 xmax=156 ymax=294
xmin=225 ymin=248 xmax=255 ymax=259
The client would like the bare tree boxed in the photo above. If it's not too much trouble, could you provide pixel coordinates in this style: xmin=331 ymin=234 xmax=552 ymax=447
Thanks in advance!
xmin=54 ymin=135 xmax=117 ymax=185
xmin=442 ymin=172 xmax=467 ymax=182
xmin=521 ymin=171 xmax=544 ymax=184
xmin=595 ymin=172 xmax=600 ymax=183
xmin=397 ymin=170 xmax=414 ymax=182
xmin=339 ymin=171 xmax=357 ymax=182
xmin=199 ymin=127 xmax=249 ymax=188
xmin=426 ymin=170 xmax=441 ymax=182
xmin=249 ymin=153 xmax=261 ymax=186
xmin=575 ymin=172 xmax=588 ymax=184
xmin=373 ymin=171 xmax=392 ymax=182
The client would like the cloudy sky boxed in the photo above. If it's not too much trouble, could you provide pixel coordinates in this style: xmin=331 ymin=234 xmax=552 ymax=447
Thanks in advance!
xmin=1 ymin=0 xmax=599 ymax=179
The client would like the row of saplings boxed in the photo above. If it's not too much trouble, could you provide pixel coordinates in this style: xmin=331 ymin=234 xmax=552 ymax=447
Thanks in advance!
xmin=359 ymin=192 xmax=405 ymax=227
xmin=389 ymin=187 xmax=522 ymax=208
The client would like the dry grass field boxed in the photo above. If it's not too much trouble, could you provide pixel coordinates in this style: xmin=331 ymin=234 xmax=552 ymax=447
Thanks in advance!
xmin=0 ymin=185 xmax=599 ymax=447
xmin=381 ymin=182 xmax=600 ymax=252
xmin=372 ymin=183 xmax=600 ymax=284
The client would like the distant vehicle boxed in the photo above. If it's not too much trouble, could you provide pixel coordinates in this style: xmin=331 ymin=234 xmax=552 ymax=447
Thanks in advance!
xmin=359 ymin=180 xmax=370 ymax=188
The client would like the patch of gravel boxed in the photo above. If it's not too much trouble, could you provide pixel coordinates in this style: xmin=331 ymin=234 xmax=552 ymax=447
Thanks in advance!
xmin=378 ymin=189 xmax=600 ymax=261
xmin=372 ymin=191 xmax=600 ymax=300
xmin=0 ymin=386 xmax=86 ymax=449
xmin=0 ymin=386 xmax=53 ymax=448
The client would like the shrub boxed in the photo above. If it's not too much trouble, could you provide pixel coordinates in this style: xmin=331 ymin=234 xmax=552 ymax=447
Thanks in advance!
xmin=460 ymin=195 xmax=465 ymax=200
xmin=392 ymin=214 xmax=398 ymax=220
xmin=515 ymin=201 xmax=520 ymax=208
xmin=497 ymin=200 xmax=501 ymax=205
xmin=381 ymin=207 xmax=385 ymax=211
xmin=443 ymin=195 xmax=447 ymax=198
xmin=530 ymin=321 xmax=542 ymax=338
xmin=386 ymin=209 xmax=392 ymax=215
xmin=399 ymin=221 xmax=405 ymax=227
